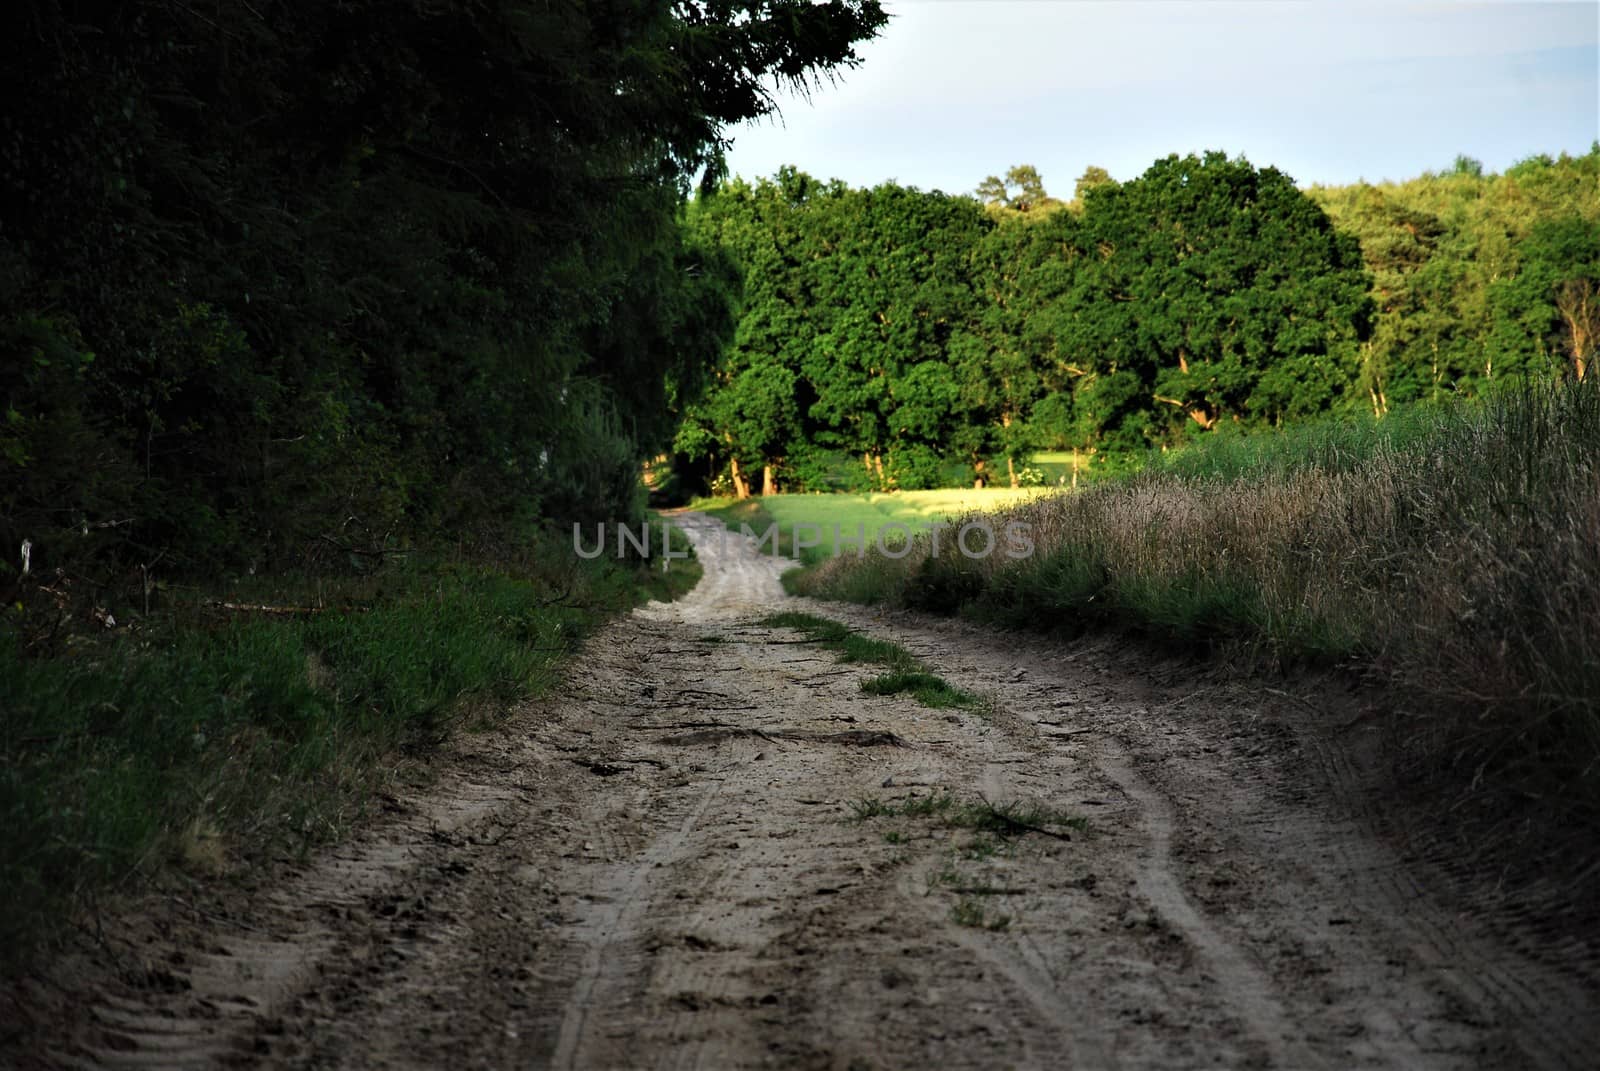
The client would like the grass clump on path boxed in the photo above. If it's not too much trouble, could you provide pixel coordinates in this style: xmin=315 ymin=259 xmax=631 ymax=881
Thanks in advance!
xmin=760 ymin=610 xmax=979 ymax=709
xmin=860 ymin=670 xmax=976 ymax=708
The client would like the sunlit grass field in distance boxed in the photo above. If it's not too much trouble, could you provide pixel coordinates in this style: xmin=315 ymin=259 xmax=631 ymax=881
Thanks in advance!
xmin=691 ymin=487 xmax=1052 ymax=561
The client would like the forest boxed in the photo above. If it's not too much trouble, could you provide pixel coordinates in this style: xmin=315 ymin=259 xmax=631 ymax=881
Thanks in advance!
xmin=676 ymin=150 xmax=1600 ymax=494
xmin=0 ymin=0 xmax=884 ymax=586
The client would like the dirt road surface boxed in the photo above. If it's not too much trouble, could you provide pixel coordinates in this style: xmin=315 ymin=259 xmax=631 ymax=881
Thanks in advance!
xmin=8 ymin=512 xmax=1597 ymax=1069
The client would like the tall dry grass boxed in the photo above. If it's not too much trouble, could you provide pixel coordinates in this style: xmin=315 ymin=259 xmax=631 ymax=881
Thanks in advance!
xmin=796 ymin=378 xmax=1600 ymax=808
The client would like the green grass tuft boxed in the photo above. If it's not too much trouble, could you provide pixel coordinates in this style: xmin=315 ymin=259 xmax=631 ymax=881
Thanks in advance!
xmin=951 ymin=897 xmax=1011 ymax=931
xmin=760 ymin=611 xmax=978 ymax=709
xmin=761 ymin=611 xmax=918 ymax=668
xmin=860 ymin=670 xmax=978 ymax=708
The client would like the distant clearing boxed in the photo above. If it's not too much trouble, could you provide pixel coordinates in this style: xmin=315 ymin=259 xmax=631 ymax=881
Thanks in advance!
xmin=697 ymin=488 xmax=1050 ymax=560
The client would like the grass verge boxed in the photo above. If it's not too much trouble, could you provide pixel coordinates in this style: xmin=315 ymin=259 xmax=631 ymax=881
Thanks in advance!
xmin=796 ymin=378 xmax=1600 ymax=818
xmin=0 ymin=519 xmax=700 ymax=971
xmin=760 ymin=611 xmax=979 ymax=709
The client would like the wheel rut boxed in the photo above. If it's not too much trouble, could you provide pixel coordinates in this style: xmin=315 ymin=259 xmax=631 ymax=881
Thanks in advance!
xmin=551 ymin=778 xmax=726 ymax=1069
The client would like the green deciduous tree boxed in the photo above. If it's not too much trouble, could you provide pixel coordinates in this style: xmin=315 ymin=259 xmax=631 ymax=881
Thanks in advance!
xmin=681 ymin=171 xmax=987 ymax=491
xmin=1311 ymin=144 xmax=1600 ymax=401
xmin=975 ymin=165 xmax=1060 ymax=215
xmin=1046 ymin=152 xmax=1373 ymax=447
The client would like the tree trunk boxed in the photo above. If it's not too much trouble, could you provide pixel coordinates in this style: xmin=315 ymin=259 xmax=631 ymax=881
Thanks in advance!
xmin=873 ymin=453 xmax=886 ymax=489
xmin=1000 ymin=411 xmax=1018 ymax=487
xmin=1556 ymin=278 xmax=1595 ymax=381
xmin=762 ymin=464 xmax=776 ymax=496
xmin=730 ymin=457 xmax=750 ymax=500
xmin=973 ymin=458 xmax=987 ymax=489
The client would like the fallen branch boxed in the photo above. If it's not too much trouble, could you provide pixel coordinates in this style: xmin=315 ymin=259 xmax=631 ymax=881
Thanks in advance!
xmin=212 ymin=601 xmax=324 ymax=615
xmin=985 ymin=813 xmax=1074 ymax=841
xmin=796 ymin=730 xmax=911 ymax=748
xmin=317 ymin=533 xmax=404 ymax=561
xmin=947 ymin=886 xmax=1031 ymax=896
xmin=569 ymin=758 xmax=628 ymax=777
xmin=662 ymin=727 xmax=780 ymax=746
xmin=662 ymin=727 xmax=911 ymax=748
xmin=1262 ymin=686 xmax=1326 ymax=716
xmin=976 ymin=794 xmax=1075 ymax=841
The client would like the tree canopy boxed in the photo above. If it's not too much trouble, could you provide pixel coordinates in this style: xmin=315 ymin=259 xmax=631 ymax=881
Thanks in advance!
xmin=0 ymin=0 xmax=887 ymax=577
xmin=677 ymin=169 xmax=989 ymax=491
xmin=677 ymin=147 xmax=1598 ymax=493
xmin=1309 ymin=147 xmax=1600 ymax=410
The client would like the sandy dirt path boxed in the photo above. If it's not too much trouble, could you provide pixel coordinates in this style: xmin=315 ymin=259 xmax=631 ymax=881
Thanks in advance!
xmin=8 ymin=512 xmax=1597 ymax=1069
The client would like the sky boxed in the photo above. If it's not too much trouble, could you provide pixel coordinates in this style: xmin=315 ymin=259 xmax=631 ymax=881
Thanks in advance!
xmin=720 ymin=0 xmax=1600 ymax=195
